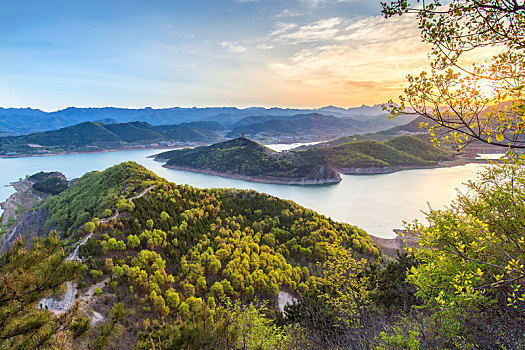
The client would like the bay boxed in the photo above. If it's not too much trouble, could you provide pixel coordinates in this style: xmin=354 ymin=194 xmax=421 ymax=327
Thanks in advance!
xmin=0 ymin=145 xmax=486 ymax=239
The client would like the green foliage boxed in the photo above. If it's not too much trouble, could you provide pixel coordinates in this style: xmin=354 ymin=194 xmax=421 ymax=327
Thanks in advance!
xmin=84 ymin=221 xmax=96 ymax=233
xmin=0 ymin=121 xmax=220 ymax=155
xmin=392 ymin=162 xmax=525 ymax=347
xmin=0 ymin=232 xmax=87 ymax=348
xmin=30 ymin=172 xmax=69 ymax=195
xmin=317 ymin=244 xmax=370 ymax=326
xmin=137 ymin=300 xmax=295 ymax=350
xmin=67 ymin=162 xmax=379 ymax=347
xmin=157 ymin=137 xmax=340 ymax=182
xmin=382 ymin=0 xmax=525 ymax=151
xmin=369 ymin=253 xmax=420 ymax=311
xmin=90 ymin=270 xmax=104 ymax=279
xmin=89 ymin=302 xmax=127 ymax=350
xmin=378 ymin=328 xmax=421 ymax=350
xmin=43 ymin=161 xmax=163 ymax=235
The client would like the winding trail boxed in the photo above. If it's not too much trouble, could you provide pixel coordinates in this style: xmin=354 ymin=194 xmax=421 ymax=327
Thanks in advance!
xmin=41 ymin=185 xmax=157 ymax=317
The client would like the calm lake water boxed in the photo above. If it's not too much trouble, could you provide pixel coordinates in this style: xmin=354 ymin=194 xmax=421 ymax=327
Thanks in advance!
xmin=0 ymin=144 xmax=488 ymax=239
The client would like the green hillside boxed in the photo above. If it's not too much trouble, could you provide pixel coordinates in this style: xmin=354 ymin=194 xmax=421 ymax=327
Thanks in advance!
xmin=10 ymin=122 xmax=123 ymax=148
xmin=43 ymin=162 xmax=164 ymax=235
xmin=385 ymin=135 xmax=455 ymax=162
xmin=0 ymin=121 xmax=221 ymax=155
xmin=156 ymin=138 xmax=341 ymax=183
xmin=162 ymin=126 xmax=220 ymax=142
xmin=71 ymin=163 xmax=377 ymax=345
xmin=310 ymin=135 xmax=455 ymax=171
xmin=8 ymin=162 xmax=377 ymax=348
xmin=103 ymin=122 xmax=164 ymax=143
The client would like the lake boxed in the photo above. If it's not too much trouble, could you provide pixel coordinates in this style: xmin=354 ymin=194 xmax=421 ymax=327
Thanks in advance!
xmin=0 ymin=145 xmax=487 ymax=239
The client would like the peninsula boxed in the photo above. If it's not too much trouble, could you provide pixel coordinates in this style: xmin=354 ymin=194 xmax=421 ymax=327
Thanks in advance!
xmin=155 ymin=137 xmax=342 ymax=185
xmin=154 ymin=135 xmax=456 ymax=184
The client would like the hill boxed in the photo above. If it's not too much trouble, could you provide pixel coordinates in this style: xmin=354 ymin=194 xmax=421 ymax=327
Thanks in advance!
xmin=0 ymin=162 xmax=379 ymax=348
xmin=226 ymin=113 xmax=399 ymax=140
xmin=315 ymin=136 xmax=455 ymax=173
xmin=42 ymin=162 xmax=163 ymax=236
xmin=155 ymin=138 xmax=341 ymax=184
xmin=0 ymin=121 xmax=221 ymax=156
xmin=384 ymin=135 xmax=454 ymax=162
xmin=155 ymin=136 xmax=456 ymax=181
xmin=323 ymin=115 xmax=431 ymax=146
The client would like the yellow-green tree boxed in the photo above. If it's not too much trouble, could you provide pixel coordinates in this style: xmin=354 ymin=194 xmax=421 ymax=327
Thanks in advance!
xmin=383 ymin=0 xmax=525 ymax=151
xmin=317 ymin=244 xmax=370 ymax=326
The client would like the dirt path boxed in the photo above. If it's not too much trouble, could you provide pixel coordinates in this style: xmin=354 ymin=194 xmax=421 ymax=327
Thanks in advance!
xmin=41 ymin=185 xmax=157 ymax=319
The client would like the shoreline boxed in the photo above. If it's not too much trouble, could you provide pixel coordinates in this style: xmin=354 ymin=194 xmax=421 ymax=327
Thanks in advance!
xmin=0 ymin=138 xmax=343 ymax=159
xmin=161 ymin=164 xmax=342 ymax=186
xmin=0 ymin=145 xmax=189 ymax=159
xmin=160 ymin=155 xmax=487 ymax=184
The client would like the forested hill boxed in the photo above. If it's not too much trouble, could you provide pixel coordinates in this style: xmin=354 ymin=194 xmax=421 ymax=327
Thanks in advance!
xmin=155 ymin=137 xmax=342 ymax=184
xmin=4 ymin=161 xmax=379 ymax=348
xmin=0 ymin=121 xmax=221 ymax=155
xmin=156 ymin=136 xmax=455 ymax=180
xmin=42 ymin=162 xmax=164 ymax=236
xmin=316 ymin=135 xmax=455 ymax=173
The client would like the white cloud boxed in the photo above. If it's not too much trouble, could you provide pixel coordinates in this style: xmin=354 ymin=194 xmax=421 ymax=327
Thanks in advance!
xmin=300 ymin=0 xmax=358 ymax=7
xmin=277 ymin=17 xmax=346 ymax=43
xmin=267 ymin=14 xmax=430 ymax=102
xmin=220 ymin=41 xmax=248 ymax=53
xmin=271 ymin=22 xmax=298 ymax=36
xmin=276 ymin=9 xmax=302 ymax=18
xmin=256 ymin=44 xmax=274 ymax=50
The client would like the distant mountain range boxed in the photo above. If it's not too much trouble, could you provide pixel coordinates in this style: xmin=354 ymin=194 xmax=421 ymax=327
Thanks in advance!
xmin=0 ymin=105 xmax=413 ymax=136
xmin=0 ymin=121 xmax=221 ymax=155
xmin=0 ymin=106 xmax=422 ymax=156
xmin=225 ymin=113 xmax=395 ymax=139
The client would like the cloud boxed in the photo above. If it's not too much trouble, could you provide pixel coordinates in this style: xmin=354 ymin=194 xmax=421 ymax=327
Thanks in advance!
xmin=220 ymin=41 xmax=248 ymax=53
xmin=265 ymin=14 xmax=431 ymax=104
xmin=271 ymin=22 xmax=298 ymax=36
xmin=256 ymin=44 xmax=274 ymax=50
xmin=276 ymin=17 xmax=346 ymax=43
xmin=300 ymin=0 xmax=358 ymax=8
xmin=276 ymin=9 xmax=302 ymax=18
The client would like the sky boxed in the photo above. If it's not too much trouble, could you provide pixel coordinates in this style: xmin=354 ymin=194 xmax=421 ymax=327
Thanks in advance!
xmin=0 ymin=0 xmax=433 ymax=111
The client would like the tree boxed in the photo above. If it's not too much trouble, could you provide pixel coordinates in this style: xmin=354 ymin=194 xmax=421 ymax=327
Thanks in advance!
xmin=88 ymin=303 xmax=127 ymax=350
xmin=395 ymin=162 xmax=525 ymax=347
xmin=383 ymin=0 xmax=525 ymax=151
xmin=0 ymin=232 xmax=88 ymax=349
xmin=317 ymin=244 xmax=370 ymax=327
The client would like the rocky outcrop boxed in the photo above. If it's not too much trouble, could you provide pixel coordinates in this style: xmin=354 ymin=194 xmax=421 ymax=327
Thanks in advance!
xmin=370 ymin=230 xmax=419 ymax=257
xmin=0 ymin=180 xmax=45 ymax=252
xmin=301 ymin=165 xmax=342 ymax=184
